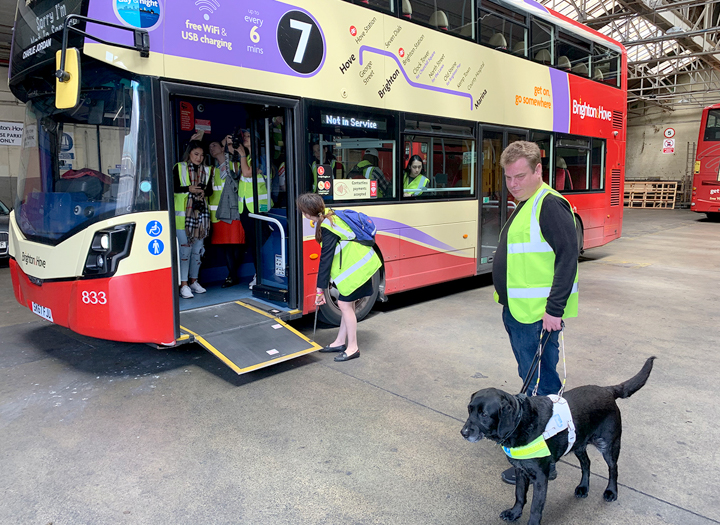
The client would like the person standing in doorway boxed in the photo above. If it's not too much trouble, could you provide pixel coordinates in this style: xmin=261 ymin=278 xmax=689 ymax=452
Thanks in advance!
xmin=238 ymin=129 xmax=272 ymax=289
xmin=297 ymin=193 xmax=381 ymax=362
xmin=174 ymin=140 xmax=213 ymax=299
xmin=492 ymin=140 xmax=578 ymax=484
xmin=208 ymin=135 xmax=246 ymax=288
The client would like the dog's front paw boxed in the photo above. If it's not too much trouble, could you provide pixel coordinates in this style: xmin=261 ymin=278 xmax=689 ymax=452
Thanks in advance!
xmin=500 ymin=508 xmax=522 ymax=522
xmin=574 ymin=484 xmax=589 ymax=498
xmin=603 ymin=488 xmax=618 ymax=502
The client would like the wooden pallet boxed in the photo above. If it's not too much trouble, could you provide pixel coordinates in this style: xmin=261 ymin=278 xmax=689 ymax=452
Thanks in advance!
xmin=624 ymin=181 xmax=677 ymax=209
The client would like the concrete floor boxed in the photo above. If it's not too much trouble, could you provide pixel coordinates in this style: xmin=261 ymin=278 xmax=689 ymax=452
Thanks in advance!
xmin=0 ymin=208 xmax=718 ymax=525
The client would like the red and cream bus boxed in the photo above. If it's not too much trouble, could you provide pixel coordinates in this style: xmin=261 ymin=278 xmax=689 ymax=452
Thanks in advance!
xmin=691 ymin=103 xmax=720 ymax=220
xmin=8 ymin=0 xmax=626 ymax=374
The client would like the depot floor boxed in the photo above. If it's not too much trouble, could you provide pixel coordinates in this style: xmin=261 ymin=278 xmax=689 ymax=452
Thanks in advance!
xmin=0 ymin=209 xmax=718 ymax=525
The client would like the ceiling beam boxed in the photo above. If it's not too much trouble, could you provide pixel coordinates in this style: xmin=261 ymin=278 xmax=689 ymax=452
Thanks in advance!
xmin=586 ymin=0 xmax=720 ymax=29
xmin=623 ymin=26 xmax=720 ymax=46
xmin=628 ymin=49 xmax=720 ymax=65
xmin=614 ymin=0 xmax=720 ymax=70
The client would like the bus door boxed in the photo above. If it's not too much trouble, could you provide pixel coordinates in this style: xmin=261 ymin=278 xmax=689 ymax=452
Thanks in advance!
xmin=478 ymin=127 xmax=527 ymax=270
xmin=246 ymin=107 xmax=295 ymax=305
xmin=163 ymin=84 xmax=320 ymax=374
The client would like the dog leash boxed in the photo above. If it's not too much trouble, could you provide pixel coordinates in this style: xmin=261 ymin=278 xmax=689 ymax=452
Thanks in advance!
xmin=520 ymin=325 xmax=567 ymax=397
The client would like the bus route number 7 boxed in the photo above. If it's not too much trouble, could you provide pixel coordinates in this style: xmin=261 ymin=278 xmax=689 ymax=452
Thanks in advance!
xmin=289 ymin=19 xmax=311 ymax=64
xmin=277 ymin=12 xmax=324 ymax=74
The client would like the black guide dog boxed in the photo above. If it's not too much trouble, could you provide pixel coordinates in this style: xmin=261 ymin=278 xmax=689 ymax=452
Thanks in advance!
xmin=461 ymin=357 xmax=655 ymax=525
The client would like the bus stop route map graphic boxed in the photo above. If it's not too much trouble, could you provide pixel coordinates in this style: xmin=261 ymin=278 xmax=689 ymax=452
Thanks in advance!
xmin=358 ymin=46 xmax=475 ymax=110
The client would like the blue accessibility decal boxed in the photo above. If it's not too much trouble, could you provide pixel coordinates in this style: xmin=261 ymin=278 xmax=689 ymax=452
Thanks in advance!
xmin=148 ymin=239 xmax=164 ymax=256
xmin=146 ymin=220 xmax=163 ymax=237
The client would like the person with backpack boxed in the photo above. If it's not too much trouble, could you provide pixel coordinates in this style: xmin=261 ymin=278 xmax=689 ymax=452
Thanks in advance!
xmin=297 ymin=193 xmax=382 ymax=362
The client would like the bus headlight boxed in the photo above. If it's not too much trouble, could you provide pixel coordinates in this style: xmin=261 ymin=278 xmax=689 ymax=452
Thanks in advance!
xmin=84 ymin=224 xmax=135 ymax=277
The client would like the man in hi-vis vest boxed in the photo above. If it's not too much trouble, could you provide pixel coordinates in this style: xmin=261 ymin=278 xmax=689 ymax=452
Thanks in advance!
xmin=492 ymin=141 xmax=578 ymax=484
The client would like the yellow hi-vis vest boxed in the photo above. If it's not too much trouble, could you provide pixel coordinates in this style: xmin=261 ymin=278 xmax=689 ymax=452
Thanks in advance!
xmin=174 ymin=162 xmax=210 ymax=230
xmin=207 ymin=162 xmax=242 ymax=223
xmin=357 ymin=159 xmax=386 ymax=197
xmin=497 ymin=183 xmax=579 ymax=323
xmin=320 ymin=212 xmax=382 ymax=296
xmin=240 ymin=155 xmax=273 ymax=213
xmin=403 ymin=174 xmax=429 ymax=195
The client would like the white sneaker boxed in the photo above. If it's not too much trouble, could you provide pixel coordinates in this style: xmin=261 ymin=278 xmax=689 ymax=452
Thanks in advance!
xmin=180 ymin=285 xmax=194 ymax=299
xmin=248 ymin=274 xmax=257 ymax=289
xmin=189 ymin=281 xmax=206 ymax=294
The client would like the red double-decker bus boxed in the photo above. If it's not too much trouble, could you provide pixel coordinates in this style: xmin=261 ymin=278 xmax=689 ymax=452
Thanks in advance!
xmin=691 ymin=103 xmax=720 ymax=220
xmin=7 ymin=0 xmax=627 ymax=375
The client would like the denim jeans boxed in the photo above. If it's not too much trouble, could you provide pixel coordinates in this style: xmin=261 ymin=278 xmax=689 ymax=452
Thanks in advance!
xmin=502 ymin=306 xmax=562 ymax=396
xmin=177 ymin=229 xmax=204 ymax=281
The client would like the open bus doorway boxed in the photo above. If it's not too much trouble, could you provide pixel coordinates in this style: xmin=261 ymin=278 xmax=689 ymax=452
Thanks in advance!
xmin=168 ymin=95 xmax=292 ymax=312
xmin=163 ymin=85 xmax=319 ymax=374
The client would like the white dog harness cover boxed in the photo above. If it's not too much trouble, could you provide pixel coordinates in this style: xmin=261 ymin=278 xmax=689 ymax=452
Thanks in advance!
xmin=503 ymin=395 xmax=576 ymax=459
xmin=543 ymin=395 xmax=576 ymax=456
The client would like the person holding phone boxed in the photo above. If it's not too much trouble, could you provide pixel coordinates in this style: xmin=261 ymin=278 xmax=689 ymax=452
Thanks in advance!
xmin=174 ymin=138 xmax=212 ymax=299
xmin=208 ymin=134 xmax=246 ymax=288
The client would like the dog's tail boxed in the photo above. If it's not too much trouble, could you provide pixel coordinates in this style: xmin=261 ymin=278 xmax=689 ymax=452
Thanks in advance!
xmin=609 ymin=357 xmax=656 ymax=399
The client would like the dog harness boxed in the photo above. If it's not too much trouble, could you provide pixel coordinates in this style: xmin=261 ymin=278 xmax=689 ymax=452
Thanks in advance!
xmin=503 ymin=395 xmax=576 ymax=459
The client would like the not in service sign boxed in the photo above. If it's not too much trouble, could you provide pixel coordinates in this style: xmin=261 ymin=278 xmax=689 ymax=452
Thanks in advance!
xmin=0 ymin=122 xmax=23 ymax=146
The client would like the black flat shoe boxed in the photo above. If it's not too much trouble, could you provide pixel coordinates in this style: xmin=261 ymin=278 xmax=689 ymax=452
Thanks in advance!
xmin=334 ymin=350 xmax=360 ymax=362
xmin=221 ymin=277 xmax=239 ymax=288
xmin=319 ymin=344 xmax=346 ymax=353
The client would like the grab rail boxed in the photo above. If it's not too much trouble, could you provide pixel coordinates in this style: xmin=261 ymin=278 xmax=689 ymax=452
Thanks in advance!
xmin=249 ymin=213 xmax=286 ymax=277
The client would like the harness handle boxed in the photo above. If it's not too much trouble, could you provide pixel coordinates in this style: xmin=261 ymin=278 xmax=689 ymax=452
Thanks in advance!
xmin=519 ymin=323 xmax=567 ymax=397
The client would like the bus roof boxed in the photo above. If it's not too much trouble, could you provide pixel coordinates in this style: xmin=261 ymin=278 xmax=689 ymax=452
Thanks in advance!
xmin=501 ymin=0 xmax=625 ymax=54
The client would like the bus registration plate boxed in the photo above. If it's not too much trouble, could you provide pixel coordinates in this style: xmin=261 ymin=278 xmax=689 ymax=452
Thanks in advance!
xmin=31 ymin=302 xmax=54 ymax=322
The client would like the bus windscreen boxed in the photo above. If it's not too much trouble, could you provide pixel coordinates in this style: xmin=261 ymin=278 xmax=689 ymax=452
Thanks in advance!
xmin=15 ymin=66 xmax=159 ymax=246
xmin=703 ymin=109 xmax=720 ymax=142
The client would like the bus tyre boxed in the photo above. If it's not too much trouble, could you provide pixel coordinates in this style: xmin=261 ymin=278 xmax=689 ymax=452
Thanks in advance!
xmin=706 ymin=212 xmax=720 ymax=222
xmin=575 ymin=218 xmax=585 ymax=256
xmin=317 ymin=271 xmax=380 ymax=327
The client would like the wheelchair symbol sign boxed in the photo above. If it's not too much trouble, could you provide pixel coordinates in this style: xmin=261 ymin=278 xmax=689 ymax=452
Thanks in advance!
xmin=146 ymin=221 xmax=162 ymax=237
xmin=148 ymin=239 xmax=164 ymax=256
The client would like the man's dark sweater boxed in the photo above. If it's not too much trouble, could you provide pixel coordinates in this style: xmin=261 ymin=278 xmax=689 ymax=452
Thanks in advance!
xmin=492 ymin=194 xmax=578 ymax=318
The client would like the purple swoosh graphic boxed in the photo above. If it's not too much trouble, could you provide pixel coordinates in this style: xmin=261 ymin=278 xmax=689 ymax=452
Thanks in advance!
xmin=524 ymin=0 xmax=550 ymax=13
xmin=359 ymin=46 xmax=474 ymax=110
xmin=549 ymin=68 xmax=570 ymax=133
xmin=372 ymin=217 xmax=457 ymax=252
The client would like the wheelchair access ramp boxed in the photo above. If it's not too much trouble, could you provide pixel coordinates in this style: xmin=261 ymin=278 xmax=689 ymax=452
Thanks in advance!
xmin=180 ymin=301 xmax=321 ymax=375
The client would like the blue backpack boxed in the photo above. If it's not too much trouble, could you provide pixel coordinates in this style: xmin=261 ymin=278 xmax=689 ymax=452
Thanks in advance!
xmin=334 ymin=209 xmax=377 ymax=246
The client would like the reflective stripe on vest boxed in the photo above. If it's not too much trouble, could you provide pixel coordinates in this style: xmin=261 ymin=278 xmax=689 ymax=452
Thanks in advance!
xmin=173 ymin=162 xmax=209 ymax=230
xmin=504 ymin=183 xmax=579 ymax=323
xmin=207 ymin=163 xmax=243 ymax=222
xmin=404 ymin=174 xmax=428 ymax=195
xmin=507 ymin=188 xmax=553 ymax=254
xmin=240 ymin=157 xmax=273 ymax=212
xmin=333 ymin=249 xmax=376 ymax=287
xmin=503 ymin=435 xmax=551 ymax=459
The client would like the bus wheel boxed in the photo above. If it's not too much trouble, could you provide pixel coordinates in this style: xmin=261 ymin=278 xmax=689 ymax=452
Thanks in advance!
xmin=318 ymin=272 xmax=380 ymax=326
xmin=575 ymin=218 xmax=585 ymax=255
xmin=706 ymin=212 xmax=720 ymax=222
